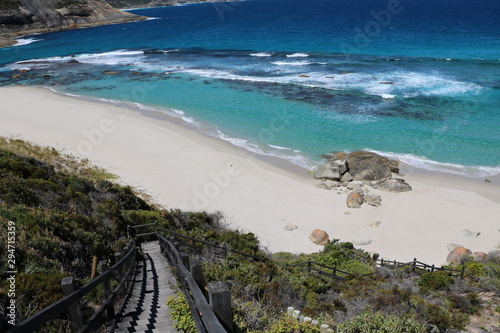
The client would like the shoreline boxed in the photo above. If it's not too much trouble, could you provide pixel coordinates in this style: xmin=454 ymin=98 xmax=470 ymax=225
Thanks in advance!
xmin=1 ymin=86 xmax=499 ymax=265
xmin=49 ymin=87 xmax=500 ymax=184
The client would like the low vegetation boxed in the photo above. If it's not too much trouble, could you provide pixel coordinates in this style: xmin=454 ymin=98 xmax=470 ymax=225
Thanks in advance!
xmin=55 ymin=0 xmax=84 ymax=9
xmin=0 ymin=138 xmax=498 ymax=332
xmin=0 ymin=0 xmax=20 ymax=10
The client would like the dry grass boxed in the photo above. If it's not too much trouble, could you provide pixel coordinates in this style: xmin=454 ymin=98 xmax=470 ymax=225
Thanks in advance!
xmin=0 ymin=136 xmax=118 ymax=181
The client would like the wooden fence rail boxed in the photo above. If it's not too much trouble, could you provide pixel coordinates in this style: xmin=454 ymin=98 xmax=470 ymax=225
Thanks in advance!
xmin=7 ymin=240 xmax=137 ymax=333
xmin=156 ymin=233 xmax=229 ymax=332
xmin=14 ymin=221 xmax=480 ymax=333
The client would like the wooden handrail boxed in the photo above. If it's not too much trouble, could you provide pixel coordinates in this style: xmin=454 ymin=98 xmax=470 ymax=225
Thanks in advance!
xmin=157 ymin=234 xmax=227 ymax=332
xmin=7 ymin=240 xmax=136 ymax=333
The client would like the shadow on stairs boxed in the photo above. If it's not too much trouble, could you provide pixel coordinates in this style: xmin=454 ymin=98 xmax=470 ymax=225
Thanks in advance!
xmin=111 ymin=241 xmax=178 ymax=333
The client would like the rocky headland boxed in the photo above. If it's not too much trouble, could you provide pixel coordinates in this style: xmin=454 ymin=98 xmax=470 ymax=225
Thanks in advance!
xmin=100 ymin=0 xmax=237 ymax=10
xmin=0 ymin=0 xmax=146 ymax=46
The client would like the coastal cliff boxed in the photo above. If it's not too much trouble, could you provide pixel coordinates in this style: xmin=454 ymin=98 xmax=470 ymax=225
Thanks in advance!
xmin=100 ymin=0 xmax=237 ymax=10
xmin=0 ymin=0 xmax=146 ymax=46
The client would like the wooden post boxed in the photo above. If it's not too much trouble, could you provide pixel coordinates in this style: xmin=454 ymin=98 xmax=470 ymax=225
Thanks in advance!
xmin=99 ymin=260 xmax=115 ymax=318
xmin=460 ymin=265 xmax=465 ymax=279
xmin=412 ymin=258 xmax=416 ymax=272
xmin=61 ymin=277 xmax=84 ymax=330
xmin=190 ymin=258 xmax=206 ymax=291
xmin=115 ymin=251 xmax=123 ymax=281
xmin=208 ymin=281 xmax=233 ymax=331
xmin=180 ymin=251 xmax=190 ymax=269
xmin=307 ymin=259 xmax=312 ymax=273
xmin=90 ymin=256 xmax=98 ymax=279
xmin=380 ymin=258 xmax=384 ymax=266
xmin=431 ymin=264 xmax=435 ymax=272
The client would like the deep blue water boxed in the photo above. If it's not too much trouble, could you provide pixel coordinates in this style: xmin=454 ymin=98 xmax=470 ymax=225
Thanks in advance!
xmin=1 ymin=0 xmax=499 ymax=176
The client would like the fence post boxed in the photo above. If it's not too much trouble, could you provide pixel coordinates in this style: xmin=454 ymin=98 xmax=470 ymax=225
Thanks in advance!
xmin=460 ymin=265 xmax=465 ymax=279
xmin=431 ymin=264 xmax=435 ymax=272
xmin=181 ymin=251 xmax=190 ymax=269
xmin=412 ymin=258 xmax=416 ymax=272
xmin=91 ymin=256 xmax=98 ymax=279
xmin=208 ymin=281 xmax=233 ymax=331
xmin=190 ymin=258 xmax=206 ymax=291
xmin=380 ymin=258 xmax=384 ymax=266
xmin=307 ymin=259 xmax=312 ymax=273
xmin=115 ymin=251 xmax=123 ymax=281
xmin=99 ymin=260 xmax=115 ymax=318
xmin=61 ymin=277 xmax=84 ymax=330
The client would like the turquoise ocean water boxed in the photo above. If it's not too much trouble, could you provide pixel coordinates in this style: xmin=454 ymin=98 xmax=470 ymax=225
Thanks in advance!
xmin=0 ymin=0 xmax=499 ymax=177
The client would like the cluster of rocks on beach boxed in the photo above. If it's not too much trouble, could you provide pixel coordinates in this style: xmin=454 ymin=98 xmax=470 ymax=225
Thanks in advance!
xmin=285 ymin=150 xmax=413 ymax=247
xmin=312 ymin=150 xmax=411 ymax=209
xmin=291 ymin=150 xmax=499 ymax=265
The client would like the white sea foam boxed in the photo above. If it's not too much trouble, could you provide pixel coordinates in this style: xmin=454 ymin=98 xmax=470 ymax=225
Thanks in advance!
xmin=250 ymin=52 xmax=272 ymax=57
xmin=215 ymin=130 xmax=315 ymax=169
xmin=270 ymin=60 xmax=312 ymax=66
xmin=13 ymin=37 xmax=42 ymax=46
xmin=286 ymin=53 xmax=309 ymax=58
xmin=369 ymin=149 xmax=500 ymax=178
xmin=178 ymin=67 xmax=481 ymax=99
xmin=76 ymin=50 xmax=144 ymax=65
xmin=12 ymin=49 xmax=145 ymax=69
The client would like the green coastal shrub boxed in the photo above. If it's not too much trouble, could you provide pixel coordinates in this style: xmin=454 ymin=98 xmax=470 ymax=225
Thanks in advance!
xmin=267 ymin=316 xmax=320 ymax=333
xmin=336 ymin=311 xmax=426 ymax=333
xmin=417 ymin=271 xmax=454 ymax=292
xmin=166 ymin=291 xmax=197 ymax=332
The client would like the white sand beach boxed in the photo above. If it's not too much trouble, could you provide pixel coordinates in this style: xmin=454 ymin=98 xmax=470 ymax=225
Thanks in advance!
xmin=1 ymin=86 xmax=499 ymax=265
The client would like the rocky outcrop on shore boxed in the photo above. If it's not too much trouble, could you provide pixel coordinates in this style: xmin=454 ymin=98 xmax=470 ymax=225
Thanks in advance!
xmin=312 ymin=150 xmax=412 ymax=208
xmin=0 ymin=0 xmax=145 ymax=41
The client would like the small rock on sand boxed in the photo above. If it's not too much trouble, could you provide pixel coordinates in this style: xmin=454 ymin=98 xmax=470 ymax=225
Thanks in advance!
xmin=367 ymin=221 xmax=381 ymax=228
xmin=352 ymin=238 xmax=372 ymax=245
xmin=344 ymin=210 xmax=351 ymax=215
xmin=284 ymin=223 xmax=298 ymax=231
xmin=446 ymin=247 xmax=471 ymax=264
xmin=471 ymin=252 xmax=488 ymax=262
xmin=462 ymin=228 xmax=480 ymax=238
xmin=309 ymin=229 xmax=329 ymax=245
xmin=316 ymin=183 xmax=331 ymax=190
xmin=365 ymin=194 xmax=382 ymax=207
xmin=346 ymin=191 xmax=363 ymax=208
